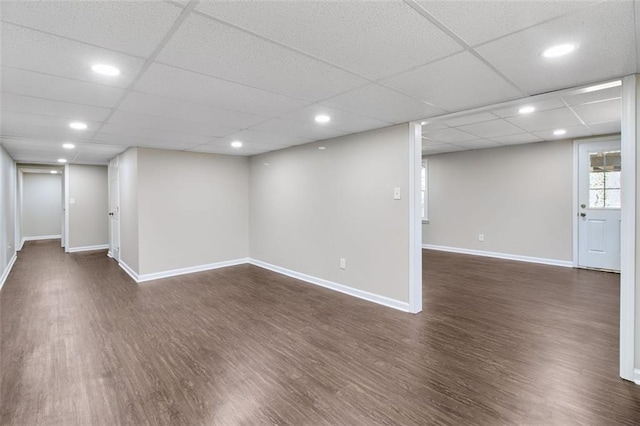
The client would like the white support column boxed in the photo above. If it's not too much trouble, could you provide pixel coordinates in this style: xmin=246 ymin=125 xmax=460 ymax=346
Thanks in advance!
xmin=408 ymin=122 xmax=423 ymax=314
xmin=620 ymin=75 xmax=638 ymax=383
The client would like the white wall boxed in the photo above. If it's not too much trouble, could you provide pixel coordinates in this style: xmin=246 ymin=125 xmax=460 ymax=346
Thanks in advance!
xmin=422 ymin=141 xmax=573 ymax=262
xmin=137 ymin=148 xmax=249 ymax=275
xmin=250 ymin=124 xmax=410 ymax=303
xmin=21 ymin=172 xmax=62 ymax=239
xmin=68 ymin=165 xmax=108 ymax=249
xmin=0 ymin=145 xmax=16 ymax=288
xmin=119 ymin=148 xmax=139 ymax=272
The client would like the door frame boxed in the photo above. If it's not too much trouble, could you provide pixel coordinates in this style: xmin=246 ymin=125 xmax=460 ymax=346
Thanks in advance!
xmin=107 ymin=157 xmax=120 ymax=262
xmin=572 ymin=135 xmax=622 ymax=269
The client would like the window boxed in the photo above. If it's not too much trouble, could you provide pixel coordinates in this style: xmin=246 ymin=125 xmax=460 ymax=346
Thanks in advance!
xmin=589 ymin=150 xmax=621 ymax=209
xmin=421 ymin=159 xmax=428 ymax=221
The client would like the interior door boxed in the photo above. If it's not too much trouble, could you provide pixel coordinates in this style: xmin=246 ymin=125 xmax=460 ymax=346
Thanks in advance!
xmin=108 ymin=158 xmax=120 ymax=261
xmin=577 ymin=139 xmax=621 ymax=271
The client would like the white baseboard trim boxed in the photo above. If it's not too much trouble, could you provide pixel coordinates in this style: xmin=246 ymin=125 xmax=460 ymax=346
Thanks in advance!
xmin=120 ymin=258 xmax=250 ymax=283
xmin=248 ymin=259 xmax=411 ymax=312
xmin=634 ymin=369 xmax=640 ymax=386
xmin=0 ymin=253 xmax=17 ymax=291
xmin=118 ymin=260 xmax=139 ymax=282
xmin=422 ymin=244 xmax=573 ymax=268
xmin=22 ymin=235 xmax=61 ymax=242
xmin=116 ymin=256 xmax=410 ymax=312
xmin=67 ymin=244 xmax=109 ymax=253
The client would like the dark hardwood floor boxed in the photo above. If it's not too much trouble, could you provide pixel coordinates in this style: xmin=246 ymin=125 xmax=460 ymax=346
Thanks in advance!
xmin=1 ymin=240 xmax=639 ymax=425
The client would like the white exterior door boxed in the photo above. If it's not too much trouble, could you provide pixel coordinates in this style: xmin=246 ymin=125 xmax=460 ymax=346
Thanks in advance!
xmin=108 ymin=158 xmax=120 ymax=261
xmin=577 ymin=139 xmax=621 ymax=271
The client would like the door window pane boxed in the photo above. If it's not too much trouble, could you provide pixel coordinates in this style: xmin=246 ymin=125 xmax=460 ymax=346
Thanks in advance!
xmin=588 ymin=150 xmax=621 ymax=209
xmin=605 ymin=189 xmax=621 ymax=208
xmin=590 ymin=189 xmax=605 ymax=208
xmin=589 ymin=172 xmax=604 ymax=189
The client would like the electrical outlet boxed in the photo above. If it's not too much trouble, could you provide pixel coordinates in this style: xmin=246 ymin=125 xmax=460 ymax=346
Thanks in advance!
xmin=340 ymin=258 xmax=346 ymax=270
xmin=478 ymin=234 xmax=485 ymax=242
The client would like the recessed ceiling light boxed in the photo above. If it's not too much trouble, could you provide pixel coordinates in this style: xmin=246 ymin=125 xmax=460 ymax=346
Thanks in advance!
xmin=91 ymin=64 xmax=120 ymax=76
xmin=318 ymin=146 xmax=327 ymax=150
xmin=69 ymin=122 xmax=87 ymax=130
xmin=50 ymin=170 xmax=58 ymax=174
xmin=583 ymin=80 xmax=622 ymax=93
xmin=542 ymin=43 xmax=577 ymax=58
xmin=62 ymin=143 xmax=75 ymax=149
xmin=263 ymin=162 xmax=270 ymax=166
xmin=553 ymin=129 xmax=567 ymax=136
xmin=420 ymin=121 xmax=427 ymax=125
xmin=315 ymin=115 xmax=331 ymax=123
xmin=230 ymin=141 xmax=243 ymax=148
xmin=518 ymin=106 xmax=535 ymax=114
xmin=57 ymin=158 xmax=67 ymax=163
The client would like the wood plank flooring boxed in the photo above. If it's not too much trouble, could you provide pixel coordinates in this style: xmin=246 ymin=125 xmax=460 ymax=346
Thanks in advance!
xmin=1 ymin=240 xmax=639 ymax=425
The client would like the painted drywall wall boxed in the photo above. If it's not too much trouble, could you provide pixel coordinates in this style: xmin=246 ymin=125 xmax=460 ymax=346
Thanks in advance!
xmin=250 ymin=124 xmax=410 ymax=303
xmin=137 ymin=148 xmax=249 ymax=275
xmin=0 ymin=145 xmax=16 ymax=287
xmin=119 ymin=148 xmax=139 ymax=272
xmin=21 ymin=173 xmax=62 ymax=238
xmin=68 ymin=165 xmax=108 ymax=249
xmin=422 ymin=140 xmax=573 ymax=262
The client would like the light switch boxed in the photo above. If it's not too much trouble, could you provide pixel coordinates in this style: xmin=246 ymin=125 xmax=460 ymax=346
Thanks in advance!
xmin=70 ymin=198 xmax=76 ymax=205
xmin=393 ymin=187 xmax=401 ymax=200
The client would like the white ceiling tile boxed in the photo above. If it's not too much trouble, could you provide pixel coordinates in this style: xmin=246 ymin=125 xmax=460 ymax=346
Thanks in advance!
xmin=476 ymin=2 xmax=636 ymax=95
xmin=562 ymin=85 xmax=621 ymax=106
xmin=1 ymin=94 xmax=111 ymax=122
xmin=418 ymin=0 xmax=597 ymax=46
xmin=1 ymin=67 xmax=125 ymax=108
xmin=381 ymin=51 xmax=522 ymax=111
xmin=196 ymin=1 xmax=463 ymax=80
xmin=419 ymin=121 xmax=449 ymax=131
xmin=107 ymin=110 xmax=238 ymax=139
xmin=490 ymin=133 xmax=545 ymax=145
xmin=277 ymin=105 xmax=392 ymax=134
xmin=506 ymin=107 xmax=582 ymax=132
xmin=422 ymin=144 xmax=467 ymax=155
xmin=217 ymin=130 xmax=313 ymax=148
xmin=322 ymin=84 xmax=446 ymax=123
xmin=1 ymin=24 xmax=145 ymax=88
xmin=96 ymin=124 xmax=210 ymax=146
xmin=532 ymin=124 xmax=593 ymax=140
xmin=453 ymin=139 xmax=503 ymax=150
xmin=571 ymin=99 xmax=621 ymax=124
xmin=118 ymin=92 xmax=266 ymax=129
xmin=155 ymin=14 xmax=368 ymax=102
xmin=1 ymin=111 xmax=99 ymax=140
xmin=422 ymin=128 xmax=477 ymax=143
xmin=422 ymin=138 xmax=451 ymax=147
xmin=1 ymin=1 xmax=182 ymax=57
xmin=439 ymin=112 xmax=499 ymax=128
xmin=188 ymin=143 xmax=273 ymax=157
xmin=492 ymin=99 xmax=566 ymax=118
xmin=133 ymin=64 xmax=310 ymax=117
xmin=249 ymin=119 xmax=348 ymax=142
xmin=586 ymin=120 xmax=621 ymax=136
xmin=458 ymin=119 xmax=524 ymax=138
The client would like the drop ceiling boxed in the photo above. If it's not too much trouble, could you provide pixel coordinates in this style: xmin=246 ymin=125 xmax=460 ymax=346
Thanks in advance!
xmin=0 ymin=0 xmax=637 ymax=165
xmin=422 ymin=83 xmax=622 ymax=154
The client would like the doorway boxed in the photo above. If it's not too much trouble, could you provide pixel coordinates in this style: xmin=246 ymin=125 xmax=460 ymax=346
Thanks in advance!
xmin=575 ymin=138 xmax=621 ymax=271
xmin=108 ymin=157 xmax=120 ymax=261
xmin=17 ymin=165 xmax=65 ymax=250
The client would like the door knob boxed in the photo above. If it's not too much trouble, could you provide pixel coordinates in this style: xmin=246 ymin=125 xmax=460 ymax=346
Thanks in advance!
xmin=108 ymin=212 xmax=114 ymax=216
xmin=580 ymin=212 xmax=586 ymax=217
